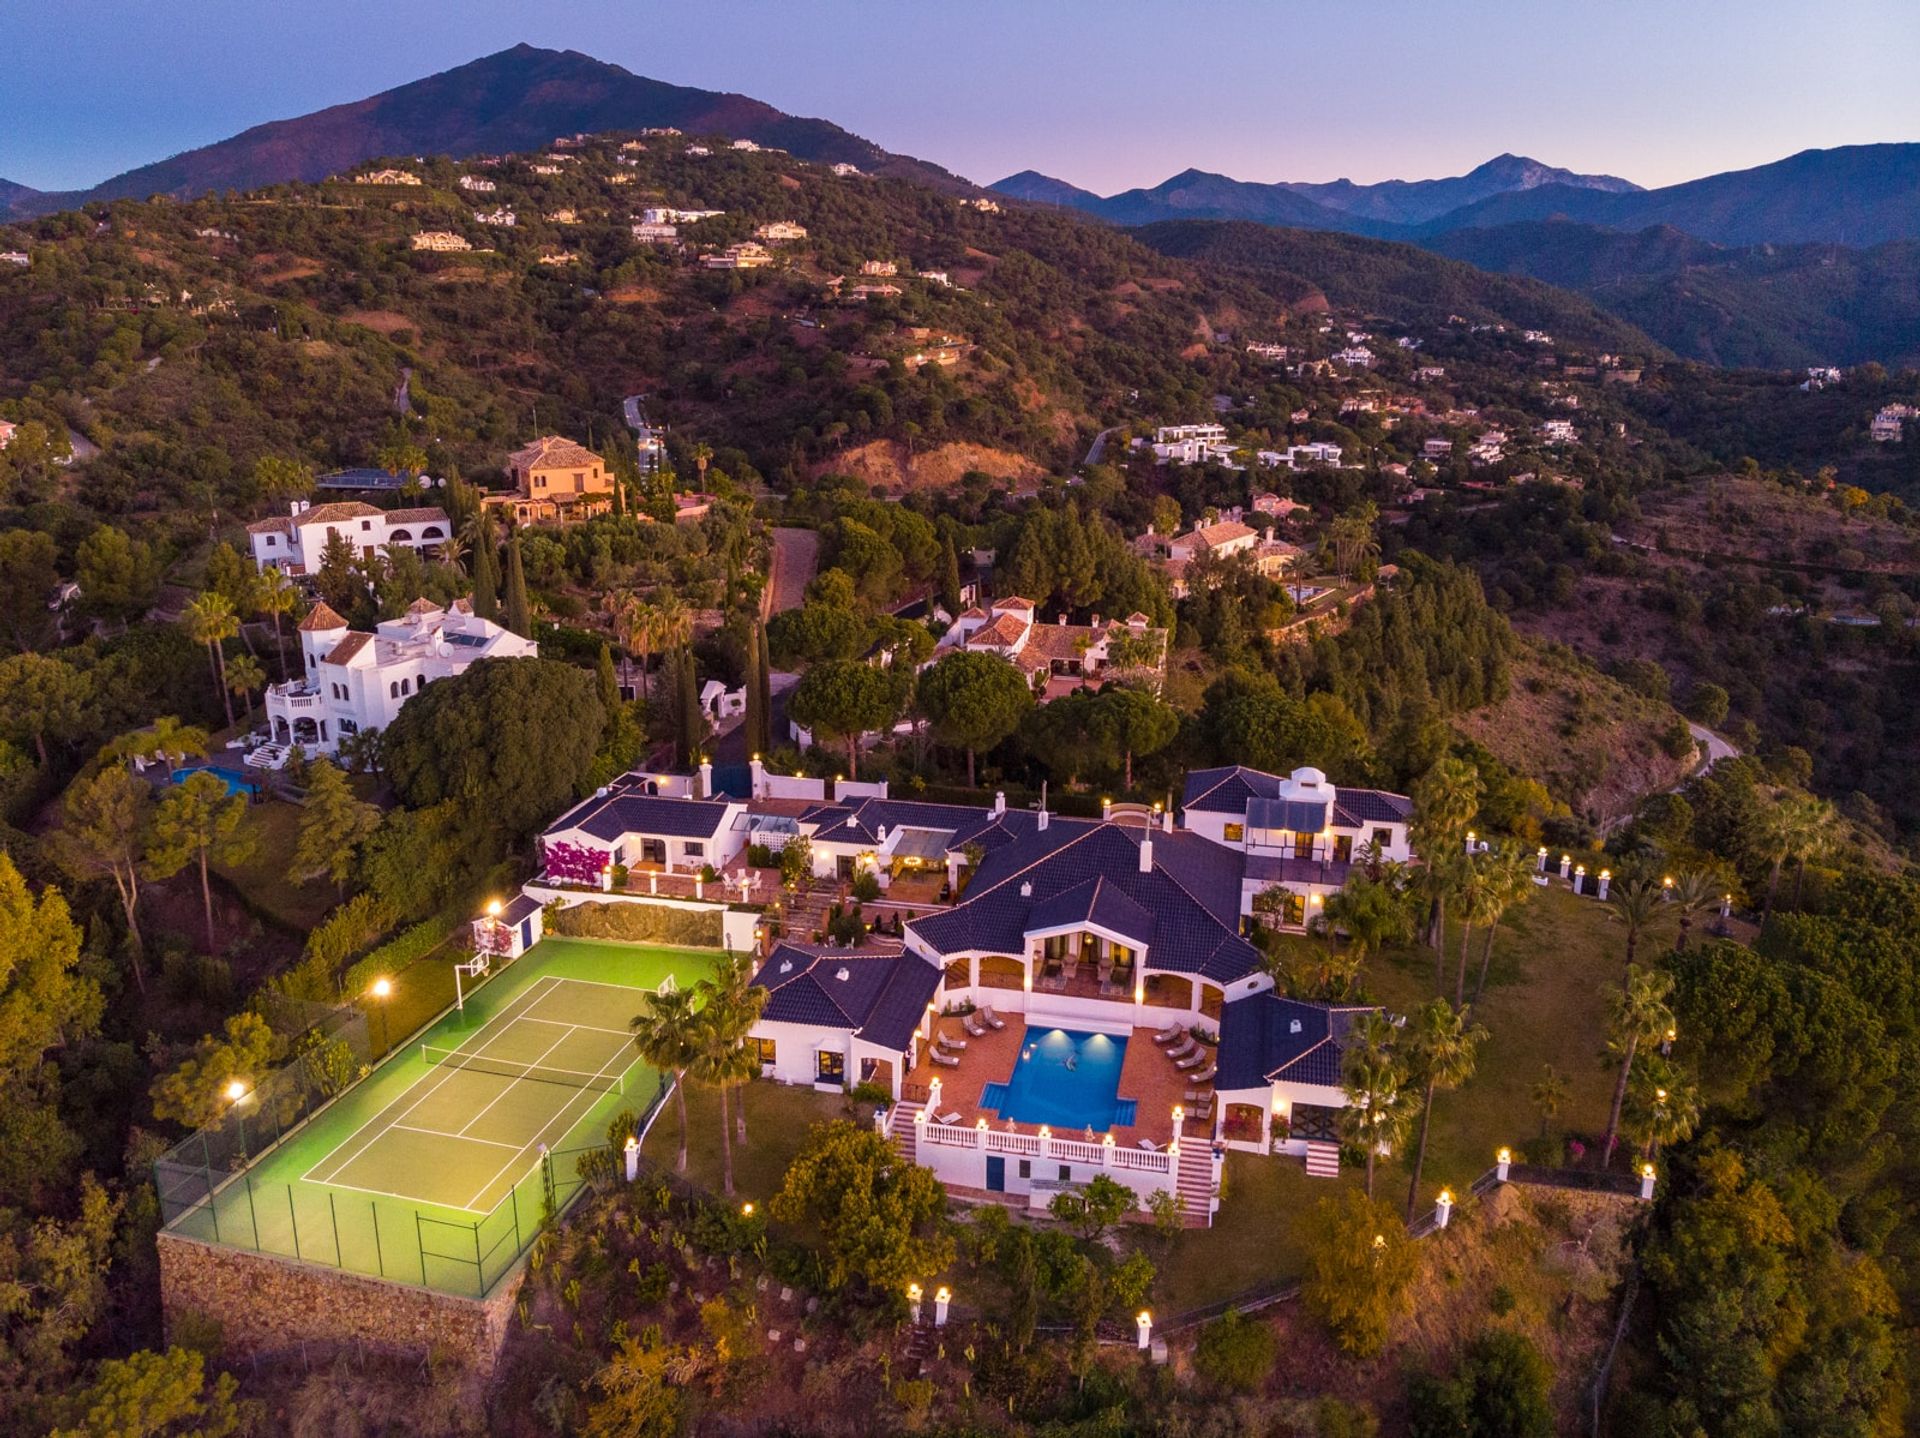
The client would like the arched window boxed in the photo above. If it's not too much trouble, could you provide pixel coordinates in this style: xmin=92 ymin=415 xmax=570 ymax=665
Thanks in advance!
xmin=421 ymin=526 xmax=445 ymax=540
xmin=389 ymin=529 xmax=413 ymax=543
xmin=417 ymin=673 xmax=427 ymax=692
xmin=389 ymin=682 xmax=400 ymax=699
xmin=400 ymin=679 xmax=411 ymax=697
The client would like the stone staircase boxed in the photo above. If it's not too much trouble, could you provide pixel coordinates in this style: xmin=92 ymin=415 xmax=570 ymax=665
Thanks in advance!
xmin=888 ymin=1099 xmax=921 ymax=1165
xmin=783 ymin=880 xmax=845 ymax=942
xmin=1304 ymin=1140 xmax=1342 ymax=1178
xmin=1175 ymin=1142 xmax=1218 ymax=1228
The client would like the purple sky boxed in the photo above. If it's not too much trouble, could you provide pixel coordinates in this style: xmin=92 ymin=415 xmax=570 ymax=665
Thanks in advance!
xmin=3 ymin=0 xmax=1915 ymax=193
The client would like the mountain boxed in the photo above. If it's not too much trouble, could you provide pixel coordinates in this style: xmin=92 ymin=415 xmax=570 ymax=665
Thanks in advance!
xmin=1130 ymin=219 xmax=1663 ymax=353
xmin=1424 ymin=219 xmax=1920 ymax=368
xmin=2 ymin=44 xmax=974 ymax=218
xmin=0 ymin=178 xmax=43 ymax=219
xmin=1281 ymin=152 xmax=1640 ymax=226
xmin=1418 ymin=144 xmax=1920 ymax=247
xmin=992 ymin=170 xmax=1105 ymax=209
xmin=989 ymin=154 xmax=1637 ymax=235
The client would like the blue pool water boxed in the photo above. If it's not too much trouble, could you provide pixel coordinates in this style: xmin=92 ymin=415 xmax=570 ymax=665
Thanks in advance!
xmin=979 ymin=1028 xmax=1136 ymax=1132
xmin=171 ymin=765 xmax=259 ymax=798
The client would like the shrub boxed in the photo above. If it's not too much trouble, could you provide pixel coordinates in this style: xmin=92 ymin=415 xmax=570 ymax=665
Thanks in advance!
xmin=546 ymin=900 xmax=723 ymax=948
xmin=850 ymin=870 xmax=881 ymax=903
xmin=1193 ymin=1308 xmax=1276 ymax=1393
xmin=342 ymin=917 xmax=454 ymax=998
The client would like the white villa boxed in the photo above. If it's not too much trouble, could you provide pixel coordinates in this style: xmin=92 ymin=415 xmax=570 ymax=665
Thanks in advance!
xmin=265 ymin=599 xmax=537 ymax=753
xmin=508 ymin=758 xmax=1418 ymax=1224
xmin=754 ymin=221 xmax=808 ymax=242
xmin=1151 ymin=423 xmax=1234 ymax=466
xmin=245 ymin=501 xmax=451 ymax=576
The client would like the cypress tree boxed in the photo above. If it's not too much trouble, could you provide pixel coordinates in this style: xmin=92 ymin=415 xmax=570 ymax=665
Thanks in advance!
xmin=939 ymin=532 xmax=962 ymax=618
xmin=744 ymin=621 xmax=764 ymax=761
xmin=596 ymin=642 xmax=620 ymax=718
xmin=678 ymin=647 xmax=701 ymax=766
xmin=504 ymin=532 xmax=532 ymax=638
xmin=471 ymin=509 xmax=500 ymax=620
xmin=755 ymin=620 xmax=774 ymax=755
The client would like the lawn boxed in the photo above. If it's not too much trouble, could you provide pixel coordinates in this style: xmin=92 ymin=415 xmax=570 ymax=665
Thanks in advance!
xmin=1368 ymin=884 xmax=1627 ymax=1201
xmin=644 ymin=1079 xmax=858 ymax=1202
xmin=208 ymin=797 xmax=336 ymax=933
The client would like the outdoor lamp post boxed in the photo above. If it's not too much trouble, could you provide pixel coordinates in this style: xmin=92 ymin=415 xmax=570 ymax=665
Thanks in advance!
xmin=1640 ymin=1163 xmax=1657 ymax=1201
xmin=1496 ymin=1146 xmax=1512 ymax=1182
xmin=369 ymin=975 xmax=393 ymax=1056
xmin=1136 ymin=1311 xmax=1153 ymax=1350
xmin=933 ymin=1285 xmax=951 ymax=1327
xmin=1435 ymin=1188 xmax=1454 ymax=1229
xmin=1597 ymin=868 xmax=1611 ymax=901
xmin=1537 ymin=846 xmax=1549 ymax=873
xmin=624 ymin=1135 xmax=639 ymax=1181
xmin=907 ymin=1282 xmax=923 ymax=1324
xmin=225 ymin=1078 xmax=252 ymax=1160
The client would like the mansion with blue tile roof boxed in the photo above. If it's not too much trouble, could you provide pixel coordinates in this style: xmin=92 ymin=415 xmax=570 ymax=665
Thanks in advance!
xmin=525 ymin=761 xmax=1415 ymax=1225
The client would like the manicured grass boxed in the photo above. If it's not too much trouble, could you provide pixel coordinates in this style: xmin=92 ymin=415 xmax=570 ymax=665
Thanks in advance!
xmin=1137 ymin=1153 xmax=1362 ymax=1314
xmin=209 ymin=798 xmax=337 ymax=932
xmin=1367 ymin=884 xmax=1627 ymax=1204
xmin=647 ymin=1080 xmax=858 ymax=1201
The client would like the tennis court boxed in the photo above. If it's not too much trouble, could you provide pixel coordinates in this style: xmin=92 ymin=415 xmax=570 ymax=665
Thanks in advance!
xmin=157 ymin=937 xmax=720 ymax=1296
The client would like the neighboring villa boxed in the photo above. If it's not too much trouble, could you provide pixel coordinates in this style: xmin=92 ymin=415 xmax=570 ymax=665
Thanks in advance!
xmin=831 ymin=162 xmax=863 ymax=177
xmin=0 ymin=419 xmax=14 ymax=449
xmin=638 ymin=206 xmax=724 ymax=225
xmin=1333 ymin=345 xmax=1376 ymax=368
xmin=631 ymin=222 xmax=679 ymax=245
xmin=1150 ymin=423 xmax=1233 ymax=466
xmin=264 ymin=598 xmax=536 ymax=754
xmin=486 ymin=435 xmax=615 ymax=525
xmin=458 ymin=175 xmax=497 ymax=193
xmin=934 ymin=597 xmax=1168 ymax=699
xmin=410 ymin=231 xmax=471 ymax=252
xmin=354 ymin=168 xmax=420 ymax=186
xmin=1869 ymin=404 xmax=1917 ymax=443
xmin=754 ymin=221 xmax=808 ymax=242
xmin=476 ymin=208 xmax=517 ymax=227
xmin=860 ymin=259 xmax=899 ymax=276
xmin=245 ymin=500 xmax=450 ymax=575
xmin=701 ymin=241 xmax=774 ymax=270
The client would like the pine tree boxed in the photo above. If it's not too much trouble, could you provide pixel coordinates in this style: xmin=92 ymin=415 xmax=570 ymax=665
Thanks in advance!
xmin=503 ymin=532 xmax=531 ymax=638
xmin=471 ymin=509 xmax=500 ymax=620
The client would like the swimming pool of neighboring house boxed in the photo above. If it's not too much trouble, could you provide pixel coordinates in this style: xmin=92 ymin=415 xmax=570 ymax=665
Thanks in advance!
xmin=170 ymin=765 xmax=261 ymax=799
xmin=980 ymin=1027 xmax=1137 ymax=1132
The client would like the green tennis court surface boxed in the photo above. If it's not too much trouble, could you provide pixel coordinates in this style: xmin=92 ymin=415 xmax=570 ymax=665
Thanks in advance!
xmin=160 ymin=938 xmax=719 ymax=1297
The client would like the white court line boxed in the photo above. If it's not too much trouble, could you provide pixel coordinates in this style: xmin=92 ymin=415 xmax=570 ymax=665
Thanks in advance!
xmin=301 ymin=976 xmax=566 ymax=1184
xmin=517 ymin=1014 xmax=642 ymax=1040
xmin=388 ymin=1122 xmax=523 ymax=1151
xmin=453 ymin=1025 xmax=580 ymax=1140
xmin=456 ymin=1023 xmax=642 ymax=1210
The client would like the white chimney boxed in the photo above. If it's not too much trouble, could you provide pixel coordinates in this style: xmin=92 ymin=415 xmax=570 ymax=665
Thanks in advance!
xmin=1139 ymin=836 xmax=1153 ymax=873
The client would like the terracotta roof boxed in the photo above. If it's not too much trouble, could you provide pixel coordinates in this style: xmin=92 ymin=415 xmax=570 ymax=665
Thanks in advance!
xmin=1021 ymin=625 xmax=1095 ymax=661
xmin=296 ymin=502 xmax=382 ymax=525
xmin=298 ymin=602 xmax=348 ymax=632
xmin=509 ymin=435 xmax=600 ymax=472
xmin=994 ymin=596 xmax=1035 ymax=611
xmin=385 ymin=506 xmax=450 ymax=525
xmin=403 ymin=597 xmax=442 ymax=617
xmin=245 ymin=517 xmax=293 ymax=536
xmin=967 ymin=614 xmax=1029 ymax=648
xmin=322 ymin=632 xmax=374 ymax=665
xmin=1193 ymin=520 xmax=1256 ymax=549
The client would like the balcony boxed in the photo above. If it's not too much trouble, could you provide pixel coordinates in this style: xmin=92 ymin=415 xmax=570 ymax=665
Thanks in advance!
xmin=266 ymin=683 xmax=324 ymax=714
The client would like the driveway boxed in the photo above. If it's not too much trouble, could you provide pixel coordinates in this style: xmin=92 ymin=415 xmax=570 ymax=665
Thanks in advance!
xmin=766 ymin=527 xmax=820 ymax=618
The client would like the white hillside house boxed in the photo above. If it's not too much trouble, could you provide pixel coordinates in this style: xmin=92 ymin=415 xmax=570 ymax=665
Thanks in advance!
xmin=265 ymin=599 xmax=537 ymax=754
xmin=245 ymin=501 xmax=450 ymax=576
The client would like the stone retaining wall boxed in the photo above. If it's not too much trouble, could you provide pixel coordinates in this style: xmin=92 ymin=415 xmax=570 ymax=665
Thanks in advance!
xmin=158 ymin=1233 xmax=521 ymax=1377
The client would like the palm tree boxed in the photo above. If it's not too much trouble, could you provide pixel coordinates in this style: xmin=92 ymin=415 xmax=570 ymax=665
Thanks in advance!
xmin=1754 ymin=793 xmax=1831 ymax=926
xmin=256 ymin=567 xmax=299 ymax=681
xmin=1411 ymin=758 xmax=1481 ymax=968
xmin=690 ymin=442 xmax=713 ymax=486
xmin=225 ymin=653 xmax=265 ymax=725
xmin=1469 ymin=846 xmax=1535 ymax=1007
xmin=182 ymin=591 xmax=240 ymax=729
xmin=1339 ymin=1048 xmax=1412 ymax=1201
xmin=1668 ymin=871 xmax=1719 ymax=953
xmin=1452 ymin=855 xmax=1493 ymax=1006
xmin=1530 ymin=1064 xmax=1569 ymax=1141
xmin=703 ymin=948 xmax=766 ymax=1146
xmin=1624 ymin=1055 xmax=1700 ymax=1161
xmin=629 ymin=986 xmax=704 ymax=1171
xmin=1403 ymin=998 xmax=1486 ymax=1220
xmin=1319 ymin=872 xmax=1415 ymax=967
xmin=688 ymin=950 xmax=768 ymax=1195
xmin=105 ymin=716 xmax=209 ymax=771
xmin=1606 ymin=875 xmax=1669 ymax=982
xmin=1786 ymin=795 xmax=1835 ymax=910
xmin=1601 ymin=965 xmax=1676 ymax=1169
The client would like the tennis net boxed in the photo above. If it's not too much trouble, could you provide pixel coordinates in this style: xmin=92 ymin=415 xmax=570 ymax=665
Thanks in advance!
xmin=420 ymin=1044 xmax=629 ymax=1094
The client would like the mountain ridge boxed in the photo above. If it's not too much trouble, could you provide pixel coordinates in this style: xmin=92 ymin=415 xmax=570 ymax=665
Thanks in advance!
xmin=0 ymin=43 xmax=976 ymax=218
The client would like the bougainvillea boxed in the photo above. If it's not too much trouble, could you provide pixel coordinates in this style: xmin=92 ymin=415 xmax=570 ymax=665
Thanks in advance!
xmin=543 ymin=839 xmax=610 ymax=885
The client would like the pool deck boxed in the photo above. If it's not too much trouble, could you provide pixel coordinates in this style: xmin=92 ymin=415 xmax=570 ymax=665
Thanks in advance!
xmin=907 ymin=1015 xmax=1216 ymax=1149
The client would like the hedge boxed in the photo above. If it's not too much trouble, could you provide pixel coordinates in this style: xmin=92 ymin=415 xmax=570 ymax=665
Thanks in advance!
xmin=547 ymin=900 xmax=723 ymax=948
xmin=343 ymin=918 xmax=460 ymax=997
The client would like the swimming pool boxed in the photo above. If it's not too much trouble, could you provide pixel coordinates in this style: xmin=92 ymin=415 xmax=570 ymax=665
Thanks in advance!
xmin=980 ymin=1028 xmax=1137 ymax=1132
xmin=171 ymin=765 xmax=260 ymax=799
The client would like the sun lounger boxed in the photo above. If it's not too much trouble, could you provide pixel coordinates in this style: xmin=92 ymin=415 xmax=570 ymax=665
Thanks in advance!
xmin=1153 ymin=1024 xmax=1185 ymax=1046
xmin=1136 ymin=1139 xmax=1161 ymax=1152
xmin=937 ymin=1032 xmax=967 ymax=1052
xmin=931 ymin=1049 xmax=960 ymax=1067
xmin=1175 ymin=1049 xmax=1206 ymax=1071
xmin=935 ymin=1110 xmax=962 ymax=1125
xmin=1186 ymin=1063 xmax=1216 ymax=1086
xmin=963 ymin=1013 xmax=988 ymax=1038
xmin=980 ymin=1007 xmax=1006 ymax=1029
xmin=1167 ymin=1037 xmax=1200 ymax=1062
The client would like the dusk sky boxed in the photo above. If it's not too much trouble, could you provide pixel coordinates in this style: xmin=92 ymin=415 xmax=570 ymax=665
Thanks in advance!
xmin=4 ymin=0 xmax=1915 ymax=194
